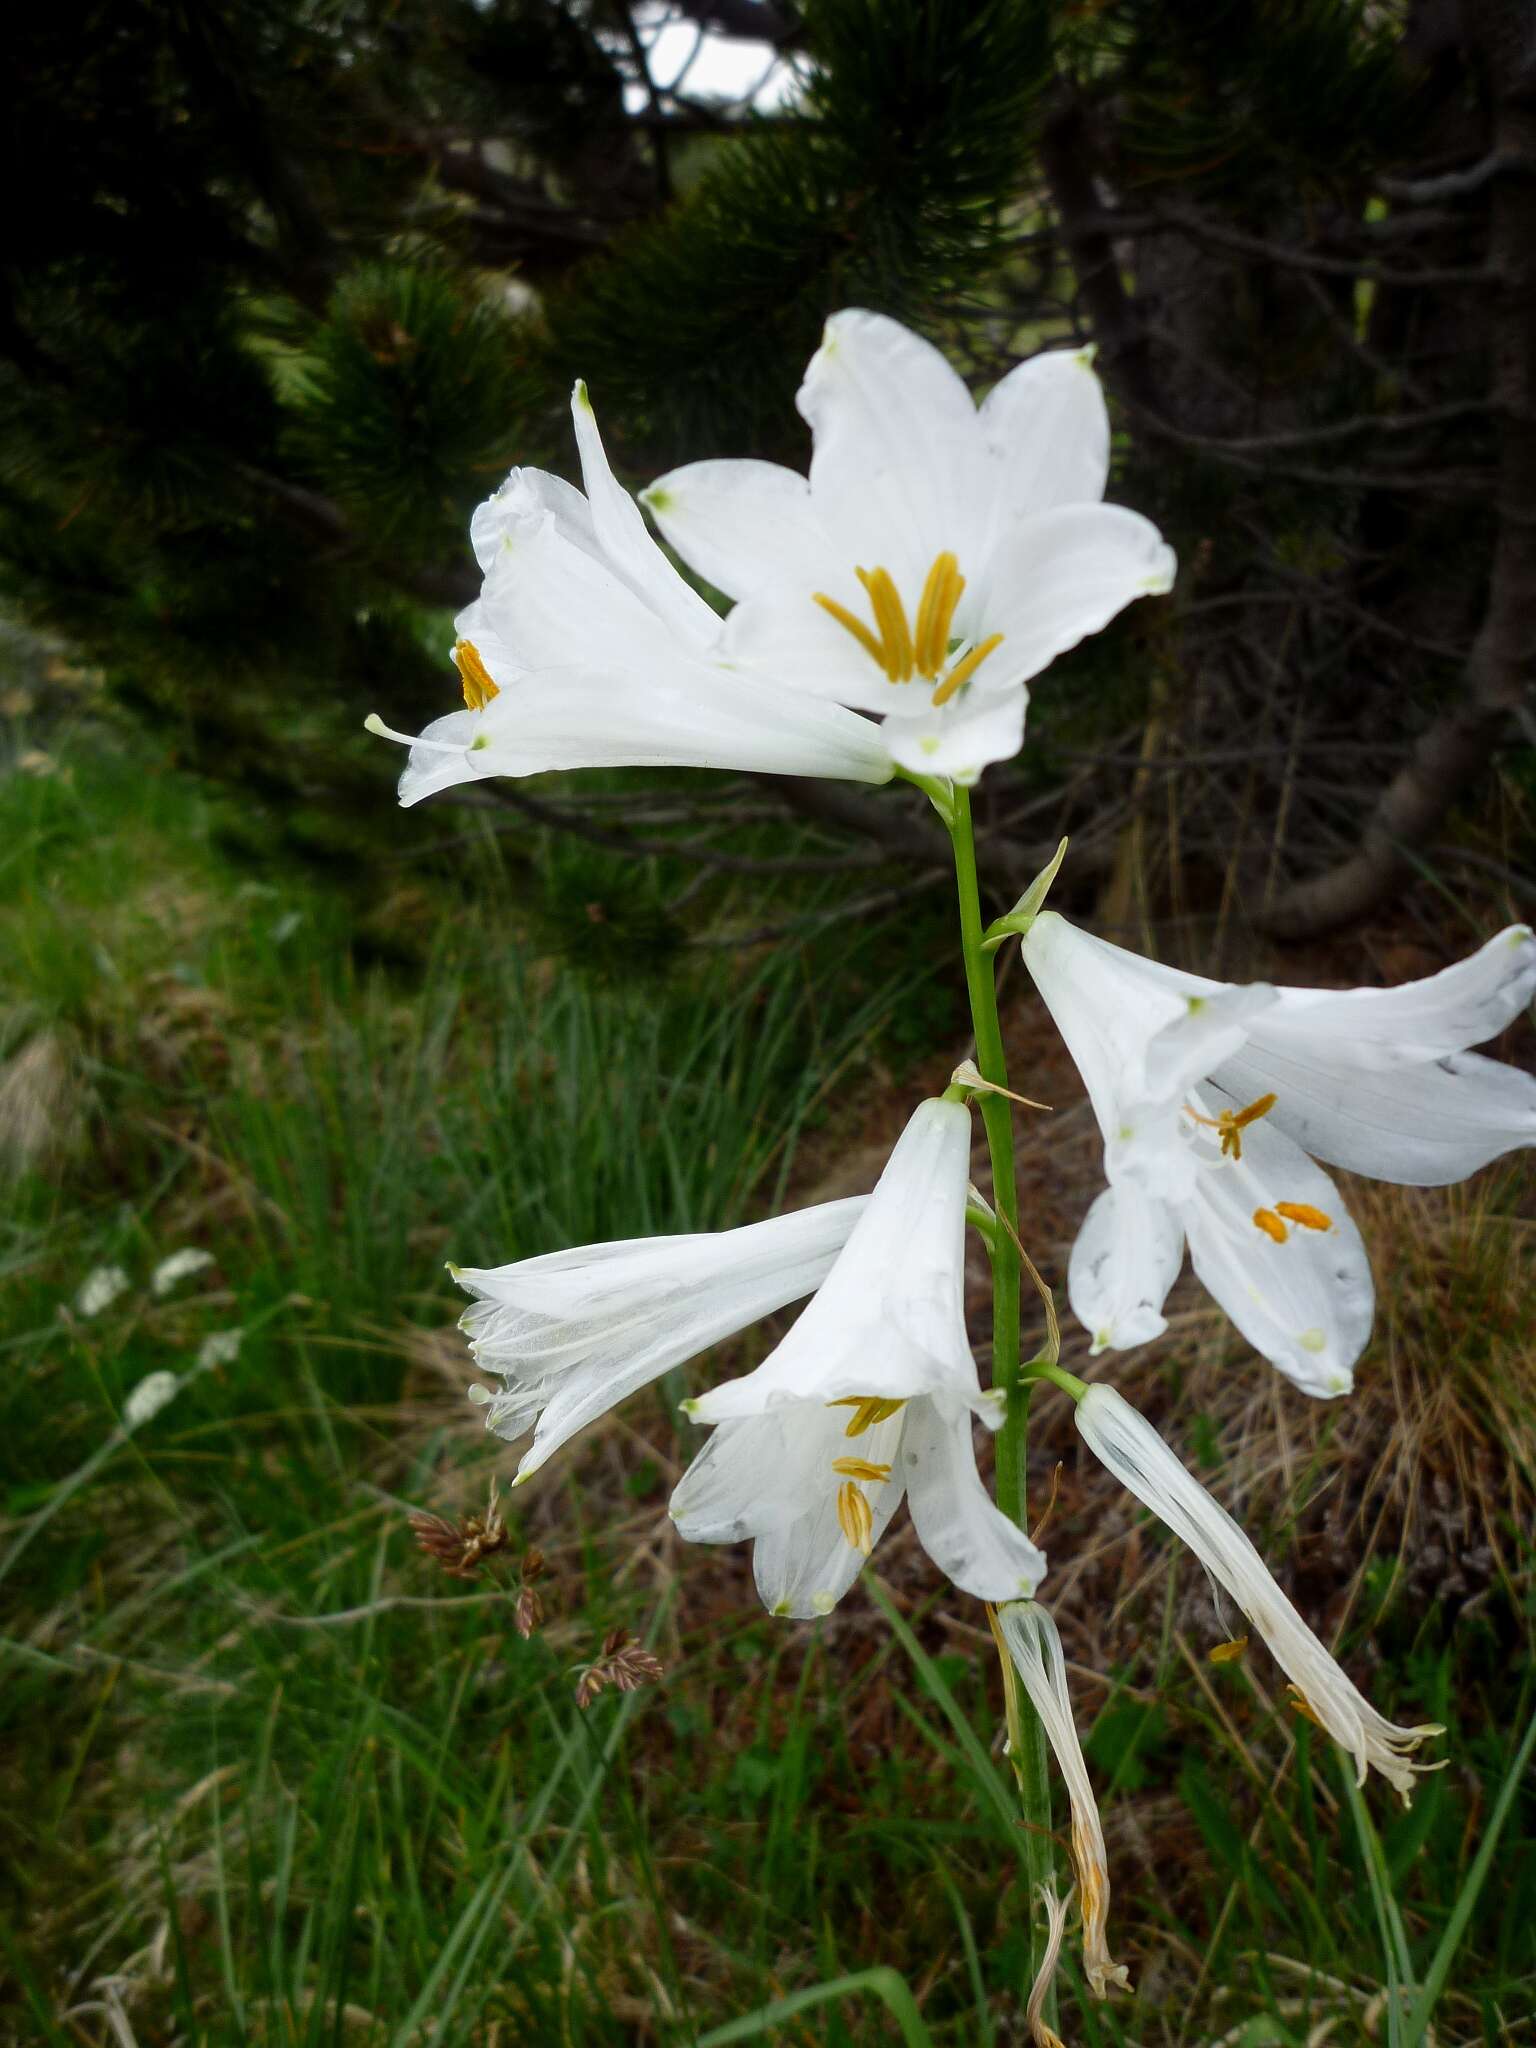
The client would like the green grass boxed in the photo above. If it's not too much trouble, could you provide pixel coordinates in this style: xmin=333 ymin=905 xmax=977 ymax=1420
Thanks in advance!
xmin=2 ymin=712 xmax=1534 ymax=2045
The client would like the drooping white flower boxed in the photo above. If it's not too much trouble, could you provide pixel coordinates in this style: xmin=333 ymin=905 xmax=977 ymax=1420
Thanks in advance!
xmin=643 ymin=311 xmax=1175 ymax=786
xmin=671 ymin=1101 xmax=1047 ymax=1617
xmin=455 ymin=1198 xmax=867 ymax=1483
xmin=672 ymin=1380 xmax=1046 ymax=1620
xmin=74 ymin=1266 xmax=130 ymax=1318
xmin=1023 ymin=912 xmax=1536 ymax=1395
xmin=122 ymin=1369 xmax=181 ymax=1431
xmin=151 ymin=1247 xmax=215 ymax=1297
xmin=1076 ymin=1384 xmax=1443 ymax=1801
xmin=367 ymin=384 xmax=895 ymax=803
xmin=997 ymin=1602 xmax=1129 ymax=1999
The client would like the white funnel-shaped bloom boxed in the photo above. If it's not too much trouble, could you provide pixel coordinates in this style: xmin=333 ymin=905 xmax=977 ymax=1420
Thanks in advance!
xmin=997 ymin=1603 xmax=1129 ymax=1999
xmin=1075 ymin=1385 xmax=1443 ymax=1802
xmin=645 ymin=311 xmax=1174 ymax=786
xmin=455 ymin=1198 xmax=865 ymax=1482
xmin=670 ymin=1383 xmax=1046 ymax=1619
xmin=368 ymin=384 xmax=894 ymax=802
xmin=670 ymin=1099 xmax=1046 ymax=1617
xmin=1025 ymin=913 xmax=1536 ymax=1395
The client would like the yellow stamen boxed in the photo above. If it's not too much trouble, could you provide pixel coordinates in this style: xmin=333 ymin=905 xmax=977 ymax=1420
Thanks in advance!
xmin=1287 ymin=1685 xmax=1328 ymax=1732
xmin=1253 ymin=1207 xmax=1288 ymax=1243
xmin=930 ymin=632 xmax=1005 ymax=708
xmin=914 ymin=552 xmax=964 ymax=677
xmin=812 ymin=591 xmax=889 ymax=672
xmin=831 ymin=1456 xmax=892 ymax=1483
xmin=1209 ymin=1636 xmax=1249 ymax=1665
xmin=1276 ymin=1201 xmax=1332 ymax=1232
xmin=829 ymin=1396 xmax=906 ymax=1438
xmin=1184 ymin=1090 xmax=1278 ymax=1161
xmin=836 ymin=1480 xmax=874 ymax=1554
xmin=452 ymin=639 xmax=499 ymax=712
xmin=856 ymin=566 xmax=914 ymax=681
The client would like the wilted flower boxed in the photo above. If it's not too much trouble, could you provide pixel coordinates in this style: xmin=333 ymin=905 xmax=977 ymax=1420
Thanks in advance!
xmin=1075 ymin=1385 xmax=1443 ymax=1801
xmin=997 ymin=1602 xmax=1129 ymax=1998
xmin=644 ymin=311 xmax=1174 ymax=784
xmin=1023 ymin=913 xmax=1536 ymax=1394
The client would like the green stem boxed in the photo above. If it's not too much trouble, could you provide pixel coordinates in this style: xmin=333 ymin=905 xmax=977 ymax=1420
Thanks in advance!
xmin=948 ymin=784 xmax=1057 ymax=2012
xmin=949 ymin=789 xmax=1025 ymax=1512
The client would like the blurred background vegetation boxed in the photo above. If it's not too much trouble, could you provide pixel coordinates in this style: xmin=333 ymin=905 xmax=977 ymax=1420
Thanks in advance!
xmin=2 ymin=1 xmax=1533 ymax=2043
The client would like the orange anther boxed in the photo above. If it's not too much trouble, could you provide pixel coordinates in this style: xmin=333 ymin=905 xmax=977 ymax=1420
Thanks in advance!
xmin=452 ymin=640 xmax=500 ymax=711
xmin=1275 ymin=1202 xmax=1332 ymax=1233
xmin=1252 ymin=1207 xmax=1288 ymax=1243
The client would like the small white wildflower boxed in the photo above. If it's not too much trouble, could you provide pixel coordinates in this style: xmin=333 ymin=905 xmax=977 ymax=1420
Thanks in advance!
xmin=195 ymin=1328 xmax=243 ymax=1370
xmin=75 ymin=1266 xmax=130 ymax=1318
xmin=151 ymin=1248 xmax=215 ymax=1297
xmin=123 ymin=1370 xmax=181 ymax=1430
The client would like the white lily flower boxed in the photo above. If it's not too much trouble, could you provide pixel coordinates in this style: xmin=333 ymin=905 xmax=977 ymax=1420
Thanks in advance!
xmin=671 ymin=1384 xmax=1046 ymax=1619
xmin=455 ymin=1198 xmax=867 ymax=1483
xmin=367 ymin=384 xmax=895 ymax=803
xmin=671 ymin=1100 xmax=1047 ymax=1616
xmin=1076 ymin=1385 xmax=1443 ymax=1802
xmin=643 ymin=310 xmax=1175 ymax=785
xmin=1023 ymin=912 xmax=1536 ymax=1395
xmin=997 ymin=1602 xmax=1129 ymax=1999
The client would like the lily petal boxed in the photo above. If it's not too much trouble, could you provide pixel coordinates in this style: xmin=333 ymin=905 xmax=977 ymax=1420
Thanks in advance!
xmin=979 ymin=347 xmax=1109 ymax=522
xmin=671 ymin=1405 xmax=907 ymax=1619
xmin=687 ymin=1100 xmax=985 ymax=1421
xmin=470 ymin=467 xmax=597 ymax=575
xmin=798 ymin=309 xmax=989 ymax=593
xmin=1067 ymin=1184 xmax=1185 ymax=1355
xmin=456 ymin=1198 xmax=867 ymax=1479
xmin=882 ymin=682 xmax=1029 ymax=786
xmin=396 ymin=710 xmax=499 ymax=807
xmin=642 ymin=458 xmax=834 ymax=602
xmin=902 ymin=1396 xmax=1046 ymax=1602
xmin=977 ymin=505 xmax=1176 ymax=683
xmin=1215 ymin=926 xmax=1536 ymax=1184
xmin=568 ymin=382 xmax=721 ymax=647
xmin=393 ymin=663 xmax=893 ymax=789
xmin=720 ymin=587 xmax=917 ymax=711
xmin=1181 ymin=1096 xmax=1373 ymax=1397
